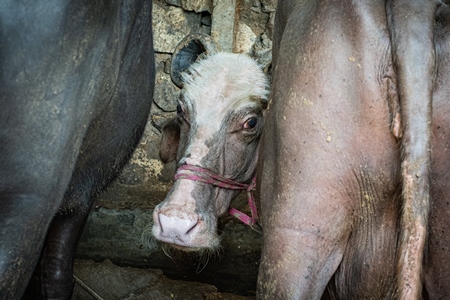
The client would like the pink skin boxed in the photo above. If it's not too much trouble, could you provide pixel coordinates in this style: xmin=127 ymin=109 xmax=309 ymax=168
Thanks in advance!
xmin=256 ymin=0 xmax=441 ymax=298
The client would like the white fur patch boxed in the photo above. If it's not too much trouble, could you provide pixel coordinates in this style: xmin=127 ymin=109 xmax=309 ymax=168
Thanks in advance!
xmin=181 ymin=52 xmax=269 ymax=119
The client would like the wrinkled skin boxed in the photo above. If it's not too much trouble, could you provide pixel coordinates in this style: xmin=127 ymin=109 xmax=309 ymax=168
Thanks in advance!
xmin=257 ymin=0 xmax=449 ymax=299
xmin=0 ymin=1 xmax=154 ymax=299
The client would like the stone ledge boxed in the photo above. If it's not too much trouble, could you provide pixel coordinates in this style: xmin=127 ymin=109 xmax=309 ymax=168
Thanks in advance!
xmin=77 ymin=207 xmax=261 ymax=296
xmin=72 ymin=259 xmax=253 ymax=300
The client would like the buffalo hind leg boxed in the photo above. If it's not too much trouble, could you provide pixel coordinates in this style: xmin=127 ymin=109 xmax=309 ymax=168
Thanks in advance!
xmin=23 ymin=189 xmax=93 ymax=300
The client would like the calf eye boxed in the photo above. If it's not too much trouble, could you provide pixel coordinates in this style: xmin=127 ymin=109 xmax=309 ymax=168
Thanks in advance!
xmin=177 ymin=104 xmax=183 ymax=114
xmin=244 ymin=117 xmax=257 ymax=129
xmin=176 ymin=103 xmax=189 ymax=125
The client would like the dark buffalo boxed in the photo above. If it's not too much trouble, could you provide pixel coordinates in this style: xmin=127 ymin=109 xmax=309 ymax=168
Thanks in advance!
xmin=0 ymin=1 xmax=154 ymax=299
xmin=257 ymin=0 xmax=448 ymax=299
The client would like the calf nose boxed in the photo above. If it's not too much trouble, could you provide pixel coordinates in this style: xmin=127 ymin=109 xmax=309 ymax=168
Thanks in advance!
xmin=158 ymin=213 xmax=199 ymax=245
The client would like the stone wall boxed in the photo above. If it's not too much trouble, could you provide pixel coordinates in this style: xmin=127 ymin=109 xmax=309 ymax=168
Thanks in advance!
xmin=77 ymin=0 xmax=276 ymax=296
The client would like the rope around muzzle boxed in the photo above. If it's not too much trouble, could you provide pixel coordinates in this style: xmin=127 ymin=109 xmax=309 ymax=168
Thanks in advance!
xmin=174 ymin=164 xmax=261 ymax=234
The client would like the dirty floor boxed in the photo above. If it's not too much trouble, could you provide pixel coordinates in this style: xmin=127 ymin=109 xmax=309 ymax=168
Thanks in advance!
xmin=71 ymin=259 xmax=254 ymax=300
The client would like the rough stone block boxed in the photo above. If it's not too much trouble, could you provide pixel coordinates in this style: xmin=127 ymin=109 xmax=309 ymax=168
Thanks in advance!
xmin=152 ymin=4 xmax=202 ymax=53
xmin=182 ymin=0 xmax=213 ymax=12
xmin=72 ymin=259 xmax=252 ymax=300
xmin=211 ymin=0 xmax=236 ymax=52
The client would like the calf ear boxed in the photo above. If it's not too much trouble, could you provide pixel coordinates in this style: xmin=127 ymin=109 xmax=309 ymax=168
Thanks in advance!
xmin=159 ymin=118 xmax=181 ymax=164
xmin=171 ymin=33 xmax=219 ymax=88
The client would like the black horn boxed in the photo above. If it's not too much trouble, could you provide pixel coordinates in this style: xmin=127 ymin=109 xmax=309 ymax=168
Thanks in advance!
xmin=170 ymin=33 xmax=219 ymax=88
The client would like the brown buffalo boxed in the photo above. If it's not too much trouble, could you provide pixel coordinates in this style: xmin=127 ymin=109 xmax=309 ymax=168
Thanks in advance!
xmin=257 ymin=0 xmax=449 ymax=299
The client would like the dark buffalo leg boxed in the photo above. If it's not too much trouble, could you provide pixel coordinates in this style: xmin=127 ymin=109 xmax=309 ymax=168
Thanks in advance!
xmin=386 ymin=0 xmax=439 ymax=298
xmin=23 ymin=194 xmax=93 ymax=300
xmin=0 ymin=195 xmax=66 ymax=299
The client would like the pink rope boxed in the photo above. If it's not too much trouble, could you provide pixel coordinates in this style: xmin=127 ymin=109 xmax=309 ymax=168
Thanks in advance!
xmin=174 ymin=164 xmax=259 ymax=227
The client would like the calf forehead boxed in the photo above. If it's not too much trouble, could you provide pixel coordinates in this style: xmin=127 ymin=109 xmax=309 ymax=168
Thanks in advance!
xmin=182 ymin=52 xmax=268 ymax=122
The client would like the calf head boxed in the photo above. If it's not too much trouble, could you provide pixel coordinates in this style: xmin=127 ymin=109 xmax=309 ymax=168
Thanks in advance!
xmin=151 ymin=34 xmax=269 ymax=252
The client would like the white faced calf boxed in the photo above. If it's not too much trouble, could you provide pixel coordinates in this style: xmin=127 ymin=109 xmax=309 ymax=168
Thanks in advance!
xmin=151 ymin=34 xmax=269 ymax=252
